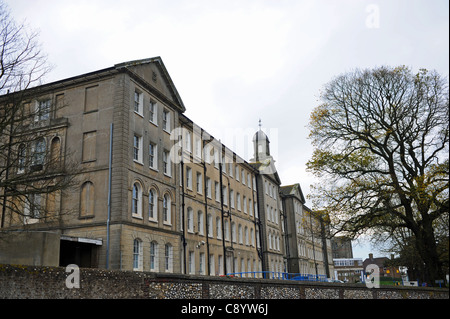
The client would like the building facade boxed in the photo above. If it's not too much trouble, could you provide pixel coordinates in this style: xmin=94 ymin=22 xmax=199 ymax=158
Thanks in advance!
xmin=0 ymin=57 xmax=334 ymax=278
xmin=280 ymin=184 xmax=334 ymax=278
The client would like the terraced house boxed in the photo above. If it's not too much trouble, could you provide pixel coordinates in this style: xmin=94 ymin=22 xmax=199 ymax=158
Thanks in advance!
xmin=0 ymin=57 xmax=334 ymax=279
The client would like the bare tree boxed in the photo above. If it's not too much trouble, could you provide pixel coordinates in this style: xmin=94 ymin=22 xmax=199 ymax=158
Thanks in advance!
xmin=307 ymin=66 xmax=449 ymax=285
xmin=1 ymin=1 xmax=77 ymax=229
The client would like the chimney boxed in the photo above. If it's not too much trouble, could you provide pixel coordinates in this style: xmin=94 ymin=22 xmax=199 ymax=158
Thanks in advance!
xmin=369 ymin=253 xmax=373 ymax=260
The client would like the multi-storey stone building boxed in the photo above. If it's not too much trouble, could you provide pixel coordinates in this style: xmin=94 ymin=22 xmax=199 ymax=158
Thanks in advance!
xmin=0 ymin=57 xmax=334 ymax=278
xmin=280 ymin=183 xmax=334 ymax=278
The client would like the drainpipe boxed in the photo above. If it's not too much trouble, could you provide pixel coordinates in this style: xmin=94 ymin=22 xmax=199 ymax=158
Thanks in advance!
xmin=281 ymin=194 xmax=290 ymax=273
xmin=106 ymin=123 xmax=113 ymax=269
xmin=202 ymin=161 xmax=210 ymax=276
xmin=180 ymin=159 xmax=187 ymax=274
xmin=219 ymin=161 xmax=227 ymax=275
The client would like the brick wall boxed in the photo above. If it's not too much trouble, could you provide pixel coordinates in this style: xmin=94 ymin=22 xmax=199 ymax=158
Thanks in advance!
xmin=0 ymin=264 xmax=447 ymax=299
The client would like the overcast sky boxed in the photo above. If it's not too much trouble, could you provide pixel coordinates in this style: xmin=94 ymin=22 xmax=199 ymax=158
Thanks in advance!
xmin=6 ymin=0 xmax=449 ymax=258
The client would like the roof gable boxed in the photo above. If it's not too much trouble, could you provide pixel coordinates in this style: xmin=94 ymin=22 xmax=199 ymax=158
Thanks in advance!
xmin=115 ymin=57 xmax=185 ymax=113
xmin=280 ymin=183 xmax=306 ymax=203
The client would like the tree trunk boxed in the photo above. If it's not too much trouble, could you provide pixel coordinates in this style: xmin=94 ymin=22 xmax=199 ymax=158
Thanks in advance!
xmin=414 ymin=222 xmax=444 ymax=286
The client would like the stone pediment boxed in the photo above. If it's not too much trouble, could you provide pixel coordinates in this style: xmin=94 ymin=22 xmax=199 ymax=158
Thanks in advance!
xmin=115 ymin=57 xmax=186 ymax=113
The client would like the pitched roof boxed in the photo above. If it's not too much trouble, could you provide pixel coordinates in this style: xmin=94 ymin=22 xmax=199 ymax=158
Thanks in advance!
xmin=2 ymin=56 xmax=186 ymax=113
xmin=280 ymin=183 xmax=306 ymax=203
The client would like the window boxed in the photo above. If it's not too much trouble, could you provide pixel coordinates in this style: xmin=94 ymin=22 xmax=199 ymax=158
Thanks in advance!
xmin=149 ymin=100 xmax=157 ymax=124
xmin=134 ymin=90 xmax=143 ymax=115
xmin=242 ymin=170 xmax=246 ymax=185
xmin=186 ymin=167 xmax=192 ymax=189
xmin=187 ymin=207 xmax=194 ymax=233
xmin=231 ymin=222 xmax=236 ymax=242
xmin=35 ymin=99 xmax=50 ymax=122
xmin=80 ymin=181 xmax=94 ymax=217
xmin=214 ymin=181 xmax=220 ymax=202
xmin=245 ymin=226 xmax=249 ymax=245
xmin=149 ymin=143 xmax=157 ymax=169
xmin=199 ymin=253 xmax=205 ymax=275
xmin=222 ymin=156 xmax=227 ymax=174
xmin=230 ymin=190 xmax=235 ymax=208
xmin=243 ymin=196 xmax=247 ymax=213
xmin=195 ymin=137 xmax=202 ymax=159
xmin=198 ymin=211 xmax=204 ymax=235
xmin=224 ymin=219 xmax=229 ymax=241
xmin=165 ymin=244 xmax=173 ymax=272
xmin=196 ymin=172 xmax=202 ymax=194
xmin=163 ymin=194 xmax=171 ymax=224
xmin=189 ymin=251 xmax=195 ymax=274
xmin=206 ymin=178 xmax=212 ymax=198
xmin=238 ymin=224 xmax=243 ymax=244
xmin=133 ymin=134 xmax=143 ymax=163
xmin=214 ymin=149 xmax=219 ymax=169
xmin=204 ymin=144 xmax=211 ymax=164
xmin=162 ymin=109 xmax=170 ymax=132
xmin=133 ymin=239 xmax=143 ymax=271
xmin=216 ymin=217 xmax=221 ymax=239
xmin=163 ymin=150 xmax=171 ymax=176
xmin=237 ymin=193 xmax=241 ymax=211
xmin=132 ymin=183 xmax=142 ymax=218
xmin=235 ymin=166 xmax=239 ymax=181
xmin=32 ymin=138 xmax=46 ymax=167
xmin=150 ymin=241 xmax=158 ymax=271
xmin=209 ymin=254 xmax=215 ymax=276
xmin=82 ymin=131 xmax=96 ymax=162
xmin=222 ymin=186 xmax=228 ymax=206
xmin=149 ymin=189 xmax=157 ymax=221
xmin=207 ymin=214 xmax=213 ymax=238
xmin=24 ymin=193 xmax=42 ymax=223
xmin=185 ymin=131 xmax=192 ymax=153
xmin=218 ymin=255 xmax=223 ymax=275
xmin=17 ymin=144 xmax=26 ymax=173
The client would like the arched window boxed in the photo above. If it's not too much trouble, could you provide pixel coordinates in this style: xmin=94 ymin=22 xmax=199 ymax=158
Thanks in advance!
xmin=163 ymin=194 xmax=171 ymax=224
xmin=80 ymin=181 xmax=94 ymax=217
xmin=150 ymin=241 xmax=158 ymax=271
xmin=148 ymin=189 xmax=157 ymax=221
xmin=133 ymin=238 xmax=143 ymax=271
xmin=132 ymin=182 xmax=142 ymax=218
xmin=50 ymin=137 xmax=61 ymax=167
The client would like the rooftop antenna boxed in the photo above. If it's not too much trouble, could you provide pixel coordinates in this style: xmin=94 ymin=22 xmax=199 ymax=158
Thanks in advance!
xmin=258 ymin=118 xmax=262 ymax=130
